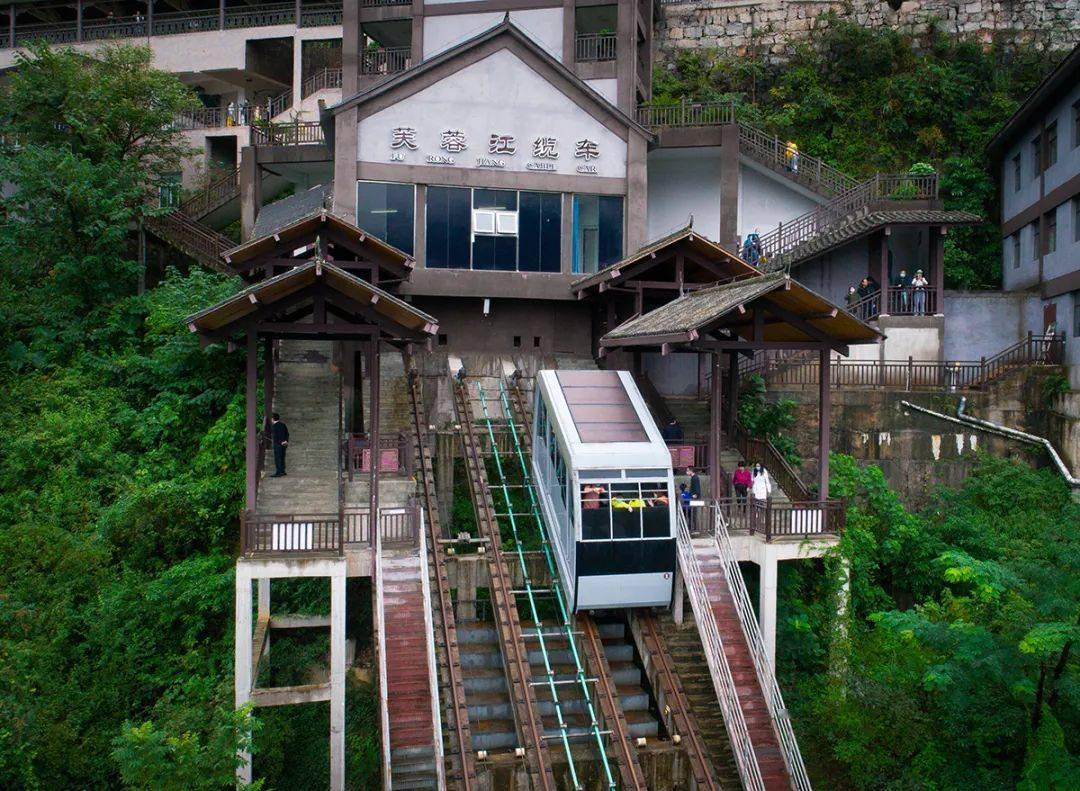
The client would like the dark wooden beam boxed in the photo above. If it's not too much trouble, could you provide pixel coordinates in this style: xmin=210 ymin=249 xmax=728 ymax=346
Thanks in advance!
xmin=818 ymin=347 xmax=831 ymax=501
xmin=245 ymin=332 xmax=258 ymax=511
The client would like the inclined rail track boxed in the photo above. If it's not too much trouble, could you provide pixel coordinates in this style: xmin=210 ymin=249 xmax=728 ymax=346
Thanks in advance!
xmin=507 ymin=377 xmax=647 ymax=791
xmin=453 ymin=379 xmax=558 ymax=791
xmin=407 ymin=370 xmax=475 ymax=791
xmin=638 ymin=612 xmax=722 ymax=791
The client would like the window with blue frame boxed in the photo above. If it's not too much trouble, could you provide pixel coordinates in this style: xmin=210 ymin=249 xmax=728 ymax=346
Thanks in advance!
xmin=572 ymin=194 xmax=623 ymax=274
xmin=356 ymin=181 xmax=415 ymax=255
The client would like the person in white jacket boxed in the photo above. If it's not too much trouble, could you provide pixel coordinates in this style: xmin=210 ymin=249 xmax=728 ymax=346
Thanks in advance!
xmin=750 ymin=462 xmax=773 ymax=502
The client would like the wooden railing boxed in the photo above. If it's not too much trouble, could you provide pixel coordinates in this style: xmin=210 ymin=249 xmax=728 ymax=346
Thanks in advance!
xmin=751 ymin=333 xmax=1065 ymax=392
xmin=731 ymin=423 xmax=811 ymax=501
xmin=344 ymin=432 xmax=412 ymax=480
xmin=737 ymin=123 xmax=857 ymax=197
xmin=575 ymin=32 xmax=617 ymax=62
xmin=142 ymin=210 xmax=232 ymax=272
xmin=241 ymin=511 xmax=344 ymax=554
xmin=179 ymin=167 xmax=240 ymax=219
xmin=360 ymin=47 xmax=411 ymax=76
xmin=759 ymin=173 xmax=939 ymax=270
xmin=302 ymin=67 xmax=343 ymax=98
xmin=636 ymin=99 xmax=736 ymax=129
xmin=713 ymin=498 xmax=844 ymax=540
xmin=251 ymin=120 xmax=325 ymax=146
xmin=4 ymin=2 xmax=342 ymax=49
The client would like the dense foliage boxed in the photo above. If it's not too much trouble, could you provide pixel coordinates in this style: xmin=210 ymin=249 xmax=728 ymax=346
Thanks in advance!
xmin=0 ymin=45 xmax=376 ymax=788
xmin=652 ymin=17 xmax=1060 ymax=288
xmin=776 ymin=455 xmax=1079 ymax=789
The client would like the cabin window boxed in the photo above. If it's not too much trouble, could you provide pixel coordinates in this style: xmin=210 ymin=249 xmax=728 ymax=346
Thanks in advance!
xmin=356 ymin=180 xmax=415 ymax=255
xmin=572 ymin=194 xmax=623 ymax=274
xmin=580 ymin=480 xmax=669 ymax=540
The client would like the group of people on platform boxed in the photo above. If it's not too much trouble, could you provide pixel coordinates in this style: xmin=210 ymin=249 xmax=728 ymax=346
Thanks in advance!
xmin=845 ymin=268 xmax=930 ymax=319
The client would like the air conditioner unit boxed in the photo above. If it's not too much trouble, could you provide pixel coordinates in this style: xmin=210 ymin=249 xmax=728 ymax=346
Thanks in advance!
xmin=496 ymin=210 xmax=518 ymax=235
xmin=473 ymin=209 xmax=496 ymax=235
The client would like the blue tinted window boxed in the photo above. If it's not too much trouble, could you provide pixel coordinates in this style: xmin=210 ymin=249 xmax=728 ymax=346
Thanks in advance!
xmin=519 ymin=191 xmax=562 ymax=272
xmin=572 ymin=194 xmax=622 ymax=273
xmin=356 ymin=181 xmax=414 ymax=255
xmin=425 ymin=186 xmax=470 ymax=269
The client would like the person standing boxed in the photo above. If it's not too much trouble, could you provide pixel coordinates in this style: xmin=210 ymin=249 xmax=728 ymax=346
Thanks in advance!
xmin=750 ymin=461 xmax=773 ymax=502
xmin=785 ymin=140 xmax=799 ymax=173
xmin=662 ymin=417 xmax=684 ymax=442
xmin=226 ymin=100 xmax=237 ymax=127
xmin=891 ymin=268 xmax=910 ymax=313
xmin=686 ymin=467 xmax=702 ymax=500
xmin=679 ymin=483 xmax=691 ymax=520
xmin=271 ymin=412 xmax=289 ymax=477
xmin=911 ymin=269 xmax=929 ymax=315
xmin=732 ymin=460 xmax=752 ymax=503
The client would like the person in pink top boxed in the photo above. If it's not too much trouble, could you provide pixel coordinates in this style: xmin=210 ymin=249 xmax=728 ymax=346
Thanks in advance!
xmin=731 ymin=460 xmax=753 ymax=503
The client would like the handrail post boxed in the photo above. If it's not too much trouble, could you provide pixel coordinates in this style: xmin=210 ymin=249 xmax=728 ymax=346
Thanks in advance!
xmin=907 ymin=356 xmax=913 ymax=392
xmin=980 ymin=356 xmax=986 ymax=386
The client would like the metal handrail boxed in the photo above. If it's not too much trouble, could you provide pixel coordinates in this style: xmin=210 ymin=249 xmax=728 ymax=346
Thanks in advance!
xmin=360 ymin=46 xmax=411 ymax=76
xmin=732 ymin=421 xmax=811 ymax=501
xmin=635 ymin=99 xmax=736 ymax=128
xmin=417 ymin=513 xmax=448 ymax=789
xmin=179 ymin=166 xmax=240 ymax=218
xmin=373 ymin=523 xmax=392 ymax=791
xmin=759 ymin=173 xmax=939 ymax=271
xmin=675 ymin=508 xmax=766 ymax=791
xmin=575 ymin=32 xmax=617 ymax=62
xmin=705 ymin=503 xmax=813 ymax=789
xmin=251 ymin=120 xmax=325 ymax=146
xmin=737 ymin=123 xmax=857 ymax=197
xmin=302 ymin=67 xmax=343 ymax=98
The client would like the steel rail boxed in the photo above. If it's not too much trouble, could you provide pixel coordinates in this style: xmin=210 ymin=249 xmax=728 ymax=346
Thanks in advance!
xmin=408 ymin=371 xmax=476 ymax=789
xmin=490 ymin=379 xmax=617 ymax=790
xmin=453 ymin=381 xmax=557 ymax=791
xmin=637 ymin=612 xmax=721 ymax=791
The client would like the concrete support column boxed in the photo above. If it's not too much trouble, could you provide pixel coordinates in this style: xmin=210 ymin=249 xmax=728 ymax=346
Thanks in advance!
xmin=76 ymin=0 xmax=82 ymax=42
xmin=410 ymin=0 xmax=424 ymax=68
xmin=9 ymin=5 xmax=16 ymax=49
xmin=878 ymin=229 xmax=890 ymax=310
xmin=758 ymin=555 xmax=778 ymax=670
xmin=334 ymin=109 xmax=358 ymax=221
xmin=258 ymin=578 xmax=270 ymax=659
xmin=561 ymin=0 xmax=574 ymax=66
xmin=342 ymin=0 xmax=359 ymax=97
xmin=292 ymin=35 xmax=303 ymax=112
xmin=614 ymin=0 xmax=633 ymax=114
xmin=933 ymin=226 xmax=946 ymax=314
xmin=234 ymin=570 xmax=254 ymax=785
xmin=719 ymin=123 xmax=740 ymax=252
xmin=329 ymin=571 xmax=346 ymax=791
xmin=626 ymin=133 xmax=648 ymax=255
xmin=218 ymin=0 xmax=225 ymax=30
xmin=239 ymin=146 xmax=262 ymax=242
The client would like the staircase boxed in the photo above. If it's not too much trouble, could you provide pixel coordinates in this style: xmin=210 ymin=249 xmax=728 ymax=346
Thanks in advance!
xmin=179 ymin=167 xmax=241 ymax=221
xmin=256 ymin=340 xmax=340 ymax=516
xmin=379 ymin=541 xmax=441 ymax=789
xmin=143 ymin=209 xmax=233 ymax=272
xmin=458 ymin=622 xmax=526 ymax=753
xmin=676 ymin=509 xmax=811 ymax=791
xmin=738 ymin=122 xmax=857 ymax=199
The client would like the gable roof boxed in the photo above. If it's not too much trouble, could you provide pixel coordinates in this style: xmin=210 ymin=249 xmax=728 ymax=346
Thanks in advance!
xmin=186 ymin=259 xmax=437 ymax=339
xmin=252 ymin=184 xmax=334 ymax=240
xmin=601 ymin=272 xmax=881 ymax=349
xmin=571 ymin=223 xmax=758 ymax=295
xmin=221 ymin=208 xmax=414 ymax=278
xmin=326 ymin=17 xmax=652 ymax=142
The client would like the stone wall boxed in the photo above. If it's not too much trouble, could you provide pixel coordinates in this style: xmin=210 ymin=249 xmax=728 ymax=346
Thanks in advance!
xmin=773 ymin=367 xmax=1063 ymax=506
xmin=656 ymin=0 xmax=1080 ymax=61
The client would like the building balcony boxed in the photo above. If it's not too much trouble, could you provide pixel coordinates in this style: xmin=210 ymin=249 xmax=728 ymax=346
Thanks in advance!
xmin=575 ymin=32 xmax=616 ymax=63
xmin=360 ymin=46 xmax=411 ymax=76
xmin=3 ymin=1 xmax=343 ymax=51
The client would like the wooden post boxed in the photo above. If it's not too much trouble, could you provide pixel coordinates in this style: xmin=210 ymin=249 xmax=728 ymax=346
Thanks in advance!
xmin=708 ymin=351 xmax=722 ymax=498
xmin=9 ymin=5 xmax=15 ymax=49
xmin=368 ymin=339 xmax=381 ymax=545
xmin=295 ymin=0 xmax=301 ymax=25
xmin=818 ymin=346 xmax=830 ymax=501
xmin=878 ymin=229 xmax=889 ymax=314
xmin=76 ymin=0 xmax=82 ymax=42
xmin=147 ymin=0 xmax=153 ymax=36
xmin=245 ymin=332 xmax=258 ymax=511
xmin=263 ymin=337 xmax=274 ymax=431
xmin=219 ymin=0 xmax=225 ymax=30
xmin=727 ymin=351 xmax=738 ymax=438
xmin=933 ymin=226 xmax=945 ymax=314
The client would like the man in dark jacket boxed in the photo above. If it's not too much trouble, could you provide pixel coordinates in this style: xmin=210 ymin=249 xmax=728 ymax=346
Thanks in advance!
xmin=686 ymin=467 xmax=702 ymax=499
xmin=271 ymin=412 xmax=289 ymax=477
